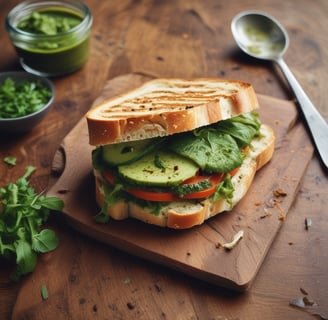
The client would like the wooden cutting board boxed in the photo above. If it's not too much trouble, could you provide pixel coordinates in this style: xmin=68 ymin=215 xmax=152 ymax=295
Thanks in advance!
xmin=47 ymin=74 xmax=313 ymax=291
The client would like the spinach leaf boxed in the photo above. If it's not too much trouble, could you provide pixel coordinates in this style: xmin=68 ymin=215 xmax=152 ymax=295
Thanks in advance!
xmin=169 ymin=130 xmax=242 ymax=173
xmin=216 ymin=121 xmax=258 ymax=148
xmin=215 ymin=112 xmax=261 ymax=148
xmin=212 ymin=175 xmax=234 ymax=206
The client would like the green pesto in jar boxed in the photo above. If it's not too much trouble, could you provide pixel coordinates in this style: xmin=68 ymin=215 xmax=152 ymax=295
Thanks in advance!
xmin=17 ymin=10 xmax=82 ymax=35
xmin=14 ymin=7 xmax=90 ymax=76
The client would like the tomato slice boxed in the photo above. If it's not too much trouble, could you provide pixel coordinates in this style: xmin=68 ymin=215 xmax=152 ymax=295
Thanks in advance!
xmin=102 ymin=171 xmax=115 ymax=185
xmin=126 ymin=188 xmax=179 ymax=202
xmin=229 ymin=166 xmax=240 ymax=177
xmin=102 ymin=168 xmax=239 ymax=202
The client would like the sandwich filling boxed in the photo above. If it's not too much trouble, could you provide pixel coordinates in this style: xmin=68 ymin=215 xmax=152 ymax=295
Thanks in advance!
xmin=92 ymin=111 xmax=262 ymax=223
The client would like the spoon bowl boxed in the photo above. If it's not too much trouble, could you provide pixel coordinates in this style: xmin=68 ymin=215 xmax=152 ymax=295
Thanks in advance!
xmin=231 ymin=10 xmax=328 ymax=170
xmin=231 ymin=10 xmax=288 ymax=61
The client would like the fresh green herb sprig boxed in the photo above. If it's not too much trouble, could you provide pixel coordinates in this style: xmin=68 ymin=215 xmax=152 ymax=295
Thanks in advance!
xmin=0 ymin=77 xmax=52 ymax=119
xmin=4 ymin=156 xmax=17 ymax=166
xmin=0 ymin=166 xmax=64 ymax=281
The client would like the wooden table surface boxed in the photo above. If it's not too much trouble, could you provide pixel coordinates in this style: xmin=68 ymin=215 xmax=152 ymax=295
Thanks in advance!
xmin=1 ymin=0 xmax=327 ymax=319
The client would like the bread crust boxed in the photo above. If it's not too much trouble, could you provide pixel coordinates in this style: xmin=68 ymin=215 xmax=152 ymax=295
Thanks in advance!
xmin=86 ymin=78 xmax=259 ymax=146
xmin=93 ymin=124 xmax=275 ymax=229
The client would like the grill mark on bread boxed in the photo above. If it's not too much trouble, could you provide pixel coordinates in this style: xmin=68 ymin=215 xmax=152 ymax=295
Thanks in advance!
xmin=100 ymin=92 xmax=231 ymax=117
xmin=86 ymin=78 xmax=259 ymax=145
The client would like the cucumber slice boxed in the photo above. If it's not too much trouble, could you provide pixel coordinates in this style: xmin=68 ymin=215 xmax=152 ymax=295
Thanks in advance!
xmin=118 ymin=151 xmax=199 ymax=186
xmin=102 ymin=137 xmax=165 ymax=166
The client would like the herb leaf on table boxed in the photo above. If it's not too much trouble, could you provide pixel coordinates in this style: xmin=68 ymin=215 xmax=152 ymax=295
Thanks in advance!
xmin=0 ymin=166 xmax=64 ymax=280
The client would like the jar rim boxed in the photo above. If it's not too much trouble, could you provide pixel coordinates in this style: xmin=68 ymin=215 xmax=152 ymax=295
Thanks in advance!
xmin=6 ymin=0 xmax=93 ymax=39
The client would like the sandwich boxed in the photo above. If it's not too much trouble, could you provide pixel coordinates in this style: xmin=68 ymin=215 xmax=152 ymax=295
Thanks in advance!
xmin=86 ymin=78 xmax=275 ymax=229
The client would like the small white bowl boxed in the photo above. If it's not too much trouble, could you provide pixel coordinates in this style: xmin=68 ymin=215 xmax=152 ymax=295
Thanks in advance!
xmin=0 ymin=71 xmax=55 ymax=133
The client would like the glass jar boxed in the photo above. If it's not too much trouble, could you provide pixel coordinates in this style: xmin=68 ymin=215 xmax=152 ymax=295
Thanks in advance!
xmin=6 ymin=0 xmax=93 ymax=77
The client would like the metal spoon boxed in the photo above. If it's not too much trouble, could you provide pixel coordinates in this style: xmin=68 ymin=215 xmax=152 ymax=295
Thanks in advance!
xmin=231 ymin=10 xmax=328 ymax=169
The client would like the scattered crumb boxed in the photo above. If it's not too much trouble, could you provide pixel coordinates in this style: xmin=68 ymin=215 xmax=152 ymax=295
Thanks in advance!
xmin=231 ymin=65 xmax=241 ymax=71
xmin=291 ymin=290 xmax=316 ymax=306
xmin=271 ymin=201 xmax=286 ymax=220
xmin=263 ymin=189 xmax=289 ymax=221
xmin=260 ymin=208 xmax=272 ymax=219
xmin=154 ymin=283 xmax=162 ymax=293
xmin=265 ymin=198 xmax=276 ymax=208
xmin=290 ymin=295 xmax=318 ymax=309
xmin=127 ymin=302 xmax=135 ymax=310
xmin=305 ymin=218 xmax=312 ymax=230
xmin=278 ymin=213 xmax=286 ymax=221
xmin=273 ymin=188 xmax=287 ymax=197
xmin=57 ymin=189 xmax=69 ymax=194
xmin=215 ymin=242 xmax=222 ymax=249
xmin=271 ymin=200 xmax=286 ymax=221
xmin=303 ymin=296 xmax=317 ymax=306
xmin=181 ymin=33 xmax=190 ymax=39
xmin=290 ymin=297 xmax=305 ymax=308
xmin=222 ymin=230 xmax=244 ymax=250
xmin=289 ymin=288 xmax=326 ymax=318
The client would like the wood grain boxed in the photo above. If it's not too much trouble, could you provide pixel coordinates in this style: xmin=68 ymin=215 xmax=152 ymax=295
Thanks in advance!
xmin=1 ymin=0 xmax=327 ymax=318
xmin=11 ymin=74 xmax=317 ymax=319
xmin=38 ymin=74 xmax=312 ymax=292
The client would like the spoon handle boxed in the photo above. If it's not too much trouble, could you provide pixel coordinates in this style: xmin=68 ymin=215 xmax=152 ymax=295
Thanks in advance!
xmin=275 ymin=58 xmax=328 ymax=169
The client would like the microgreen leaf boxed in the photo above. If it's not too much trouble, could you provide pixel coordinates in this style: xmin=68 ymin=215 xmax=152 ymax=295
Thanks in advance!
xmin=41 ymin=284 xmax=49 ymax=300
xmin=0 ymin=166 xmax=63 ymax=280
xmin=37 ymin=196 xmax=64 ymax=211
xmin=15 ymin=240 xmax=37 ymax=275
xmin=32 ymin=229 xmax=59 ymax=253
xmin=4 ymin=156 xmax=17 ymax=166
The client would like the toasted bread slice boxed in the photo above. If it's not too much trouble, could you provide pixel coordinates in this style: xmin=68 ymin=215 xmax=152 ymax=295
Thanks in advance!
xmin=94 ymin=124 xmax=275 ymax=229
xmin=86 ymin=78 xmax=259 ymax=146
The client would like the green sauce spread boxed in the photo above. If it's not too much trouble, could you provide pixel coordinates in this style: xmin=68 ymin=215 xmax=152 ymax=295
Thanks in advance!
xmin=244 ymin=26 xmax=269 ymax=42
xmin=13 ymin=7 xmax=91 ymax=76
xmin=17 ymin=11 xmax=82 ymax=35
xmin=244 ymin=26 xmax=284 ymax=57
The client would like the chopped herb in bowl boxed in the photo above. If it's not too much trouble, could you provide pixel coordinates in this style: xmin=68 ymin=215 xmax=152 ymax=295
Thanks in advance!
xmin=0 ymin=77 xmax=52 ymax=119
xmin=0 ymin=71 xmax=55 ymax=133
